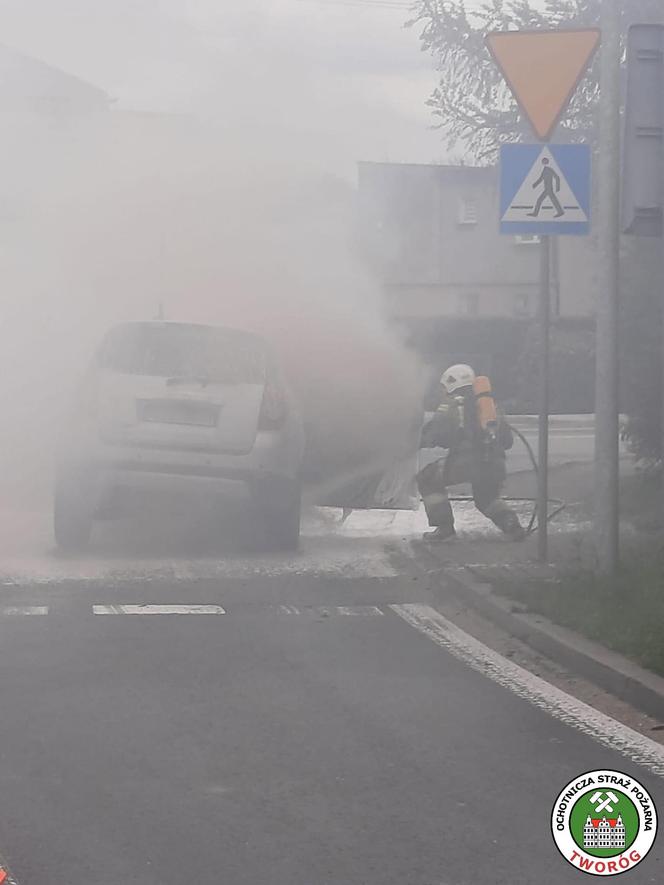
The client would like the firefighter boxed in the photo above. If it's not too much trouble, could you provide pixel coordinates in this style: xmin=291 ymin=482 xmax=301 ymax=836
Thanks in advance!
xmin=417 ymin=364 xmax=525 ymax=542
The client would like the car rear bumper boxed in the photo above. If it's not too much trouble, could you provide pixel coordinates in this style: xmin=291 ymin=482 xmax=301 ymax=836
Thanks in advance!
xmin=107 ymin=465 xmax=252 ymax=501
xmin=57 ymin=428 xmax=303 ymax=510
xmin=61 ymin=461 xmax=300 ymax=516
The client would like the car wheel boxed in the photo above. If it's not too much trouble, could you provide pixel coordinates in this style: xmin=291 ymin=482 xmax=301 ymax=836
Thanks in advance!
xmin=54 ymin=470 xmax=94 ymax=552
xmin=258 ymin=479 xmax=301 ymax=552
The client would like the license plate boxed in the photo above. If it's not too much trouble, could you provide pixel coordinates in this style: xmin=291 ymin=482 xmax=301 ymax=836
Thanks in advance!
xmin=138 ymin=399 xmax=220 ymax=427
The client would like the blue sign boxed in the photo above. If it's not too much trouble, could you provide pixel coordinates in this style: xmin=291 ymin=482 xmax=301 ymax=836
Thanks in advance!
xmin=500 ymin=143 xmax=591 ymax=236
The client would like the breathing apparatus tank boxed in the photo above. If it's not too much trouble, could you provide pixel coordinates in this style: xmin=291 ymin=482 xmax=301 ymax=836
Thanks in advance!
xmin=473 ymin=376 xmax=498 ymax=457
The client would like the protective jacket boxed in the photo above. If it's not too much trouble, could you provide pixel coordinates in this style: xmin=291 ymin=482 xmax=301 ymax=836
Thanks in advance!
xmin=420 ymin=389 xmax=513 ymax=486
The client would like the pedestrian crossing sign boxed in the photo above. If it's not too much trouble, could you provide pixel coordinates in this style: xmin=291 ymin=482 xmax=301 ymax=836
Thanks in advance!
xmin=500 ymin=143 xmax=591 ymax=235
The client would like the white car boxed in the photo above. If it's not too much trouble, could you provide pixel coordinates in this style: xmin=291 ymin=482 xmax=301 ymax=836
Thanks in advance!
xmin=55 ymin=321 xmax=305 ymax=551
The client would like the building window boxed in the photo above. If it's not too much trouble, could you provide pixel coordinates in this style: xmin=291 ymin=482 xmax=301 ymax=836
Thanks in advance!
xmin=457 ymin=197 xmax=478 ymax=226
xmin=458 ymin=292 xmax=479 ymax=316
xmin=514 ymin=293 xmax=530 ymax=317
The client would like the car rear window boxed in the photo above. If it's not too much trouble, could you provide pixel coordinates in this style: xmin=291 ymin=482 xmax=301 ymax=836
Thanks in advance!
xmin=98 ymin=324 xmax=267 ymax=384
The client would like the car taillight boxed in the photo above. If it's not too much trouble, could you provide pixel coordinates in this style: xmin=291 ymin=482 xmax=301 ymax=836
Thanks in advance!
xmin=258 ymin=376 xmax=288 ymax=430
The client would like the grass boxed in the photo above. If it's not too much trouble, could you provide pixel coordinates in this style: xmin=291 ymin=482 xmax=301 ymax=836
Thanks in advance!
xmin=620 ymin=470 xmax=662 ymax=533
xmin=499 ymin=548 xmax=664 ymax=677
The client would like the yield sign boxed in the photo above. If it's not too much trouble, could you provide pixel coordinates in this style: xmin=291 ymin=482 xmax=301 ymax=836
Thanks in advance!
xmin=486 ymin=28 xmax=600 ymax=140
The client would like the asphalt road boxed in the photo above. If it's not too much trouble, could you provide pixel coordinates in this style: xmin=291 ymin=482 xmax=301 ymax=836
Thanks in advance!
xmin=508 ymin=418 xmax=597 ymax=472
xmin=0 ymin=555 xmax=661 ymax=884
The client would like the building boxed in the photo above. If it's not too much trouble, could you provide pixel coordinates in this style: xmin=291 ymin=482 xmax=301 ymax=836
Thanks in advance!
xmin=0 ymin=42 xmax=112 ymax=243
xmin=358 ymin=160 xmax=597 ymax=411
xmin=583 ymin=816 xmax=626 ymax=850
xmin=0 ymin=43 xmax=110 ymax=116
xmin=358 ymin=160 xmax=596 ymax=321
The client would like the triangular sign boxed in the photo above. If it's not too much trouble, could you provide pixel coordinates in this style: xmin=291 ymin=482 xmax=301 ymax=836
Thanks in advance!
xmin=502 ymin=147 xmax=588 ymax=224
xmin=487 ymin=29 xmax=600 ymax=140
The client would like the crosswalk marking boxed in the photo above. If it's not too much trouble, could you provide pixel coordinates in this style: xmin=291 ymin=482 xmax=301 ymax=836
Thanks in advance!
xmin=1 ymin=606 xmax=48 ymax=616
xmin=331 ymin=606 xmax=384 ymax=616
xmin=278 ymin=605 xmax=384 ymax=616
xmin=93 ymin=605 xmax=227 ymax=615
xmin=0 ymin=603 xmax=388 ymax=618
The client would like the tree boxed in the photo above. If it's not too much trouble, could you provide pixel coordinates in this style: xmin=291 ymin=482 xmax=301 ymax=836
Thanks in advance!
xmin=407 ymin=0 xmax=664 ymax=467
xmin=408 ymin=0 xmax=662 ymax=164
xmin=407 ymin=1 xmax=600 ymax=163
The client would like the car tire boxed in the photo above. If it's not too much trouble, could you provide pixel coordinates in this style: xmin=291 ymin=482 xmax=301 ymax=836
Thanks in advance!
xmin=258 ymin=479 xmax=301 ymax=552
xmin=54 ymin=470 xmax=94 ymax=552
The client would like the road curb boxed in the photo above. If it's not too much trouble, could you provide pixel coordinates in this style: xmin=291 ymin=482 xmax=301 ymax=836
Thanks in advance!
xmin=413 ymin=545 xmax=664 ymax=723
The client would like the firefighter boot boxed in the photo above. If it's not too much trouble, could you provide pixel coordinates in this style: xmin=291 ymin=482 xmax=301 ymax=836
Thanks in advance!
xmin=423 ymin=525 xmax=458 ymax=542
xmin=499 ymin=511 xmax=526 ymax=542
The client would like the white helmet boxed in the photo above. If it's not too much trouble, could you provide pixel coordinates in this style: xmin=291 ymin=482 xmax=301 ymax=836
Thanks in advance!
xmin=440 ymin=364 xmax=475 ymax=394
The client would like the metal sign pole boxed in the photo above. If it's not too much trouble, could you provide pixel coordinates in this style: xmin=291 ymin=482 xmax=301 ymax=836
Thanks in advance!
xmin=487 ymin=28 xmax=598 ymax=560
xmin=661 ymin=75 xmax=664 ymax=533
xmin=594 ymin=0 xmax=621 ymax=574
xmin=623 ymin=24 xmax=664 ymax=528
xmin=538 ymin=234 xmax=551 ymax=562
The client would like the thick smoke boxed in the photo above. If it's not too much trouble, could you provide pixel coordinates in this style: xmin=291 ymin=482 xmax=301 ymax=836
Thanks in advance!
xmin=0 ymin=106 xmax=425 ymax=510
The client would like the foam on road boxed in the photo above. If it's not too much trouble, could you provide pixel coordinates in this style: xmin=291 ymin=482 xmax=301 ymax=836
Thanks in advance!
xmin=0 ymin=500 xmax=597 ymax=587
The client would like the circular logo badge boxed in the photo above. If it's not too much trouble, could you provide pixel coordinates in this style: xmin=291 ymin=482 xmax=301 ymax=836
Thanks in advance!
xmin=552 ymin=770 xmax=657 ymax=876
